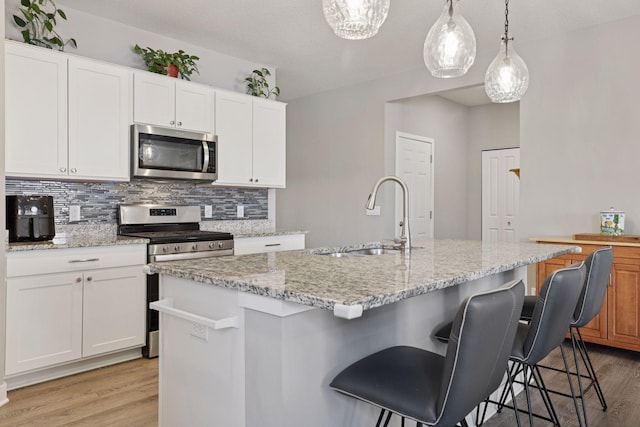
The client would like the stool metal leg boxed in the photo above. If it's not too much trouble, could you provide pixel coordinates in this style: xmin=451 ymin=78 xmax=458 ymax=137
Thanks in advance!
xmin=560 ymin=343 xmax=584 ymax=427
xmin=571 ymin=329 xmax=589 ymax=426
xmin=576 ymin=327 xmax=607 ymax=410
xmin=376 ymin=409 xmax=386 ymax=427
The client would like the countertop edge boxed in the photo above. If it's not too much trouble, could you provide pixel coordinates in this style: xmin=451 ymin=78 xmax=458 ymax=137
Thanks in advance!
xmin=7 ymin=235 xmax=149 ymax=252
xmin=530 ymin=236 xmax=640 ymax=248
xmin=232 ymin=230 xmax=308 ymax=239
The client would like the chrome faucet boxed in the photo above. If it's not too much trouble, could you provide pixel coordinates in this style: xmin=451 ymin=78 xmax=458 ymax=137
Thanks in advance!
xmin=366 ymin=176 xmax=411 ymax=252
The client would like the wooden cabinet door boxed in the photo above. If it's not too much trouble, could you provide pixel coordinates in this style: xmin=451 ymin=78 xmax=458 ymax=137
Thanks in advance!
xmin=82 ymin=266 xmax=146 ymax=357
xmin=214 ymin=90 xmax=254 ymax=185
xmin=252 ymin=98 xmax=286 ymax=188
xmin=133 ymin=71 xmax=176 ymax=128
xmin=5 ymin=42 xmax=68 ymax=178
xmin=608 ymin=262 xmax=640 ymax=346
xmin=5 ymin=272 xmax=83 ymax=375
xmin=175 ymin=80 xmax=214 ymax=133
xmin=536 ymin=257 xmax=572 ymax=292
xmin=68 ymin=57 xmax=131 ymax=181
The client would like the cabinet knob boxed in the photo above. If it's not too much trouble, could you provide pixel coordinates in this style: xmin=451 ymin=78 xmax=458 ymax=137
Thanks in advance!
xmin=76 ymin=277 xmax=82 ymax=283
xmin=170 ymin=120 xmax=175 ymax=125
xmin=70 ymin=168 xmax=77 ymax=173
xmin=177 ymin=121 xmax=182 ymax=126
xmin=60 ymin=167 xmax=67 ymax=173
xmin=86 ymin=276 xmax=93 ymax=282
xmin=249 ymin=178 xmax=253 ymax=182
xmin=255 ymin=178 xmax=259 ymax=183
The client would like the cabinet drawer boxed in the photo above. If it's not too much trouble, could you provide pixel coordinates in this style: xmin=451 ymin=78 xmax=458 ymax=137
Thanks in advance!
xmin=234 ymin=234 xmax=305 ymax=255
xmin=7 ymin=244 xmax=147 ymax=277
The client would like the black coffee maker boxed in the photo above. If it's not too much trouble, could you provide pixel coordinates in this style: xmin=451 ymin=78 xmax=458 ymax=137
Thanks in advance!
xmin=6 ymin=195 xmax=56 ymax=242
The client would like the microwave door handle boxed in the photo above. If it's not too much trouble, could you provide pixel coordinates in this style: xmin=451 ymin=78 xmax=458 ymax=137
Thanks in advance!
xmin=202 ymin=141 xmax=210 ymax=172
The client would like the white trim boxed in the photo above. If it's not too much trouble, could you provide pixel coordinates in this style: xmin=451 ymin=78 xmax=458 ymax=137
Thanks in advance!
xmin=0 ymin=382 xmax=8 ymax=407
xmin=395 ymin=131 xmax=435 ymax=238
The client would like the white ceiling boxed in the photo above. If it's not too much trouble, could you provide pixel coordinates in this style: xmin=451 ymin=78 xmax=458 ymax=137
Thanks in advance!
xmin=58 ymin=0 xmax=640 ymax=100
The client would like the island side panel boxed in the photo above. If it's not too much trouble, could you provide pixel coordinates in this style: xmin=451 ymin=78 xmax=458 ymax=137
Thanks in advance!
xmin=244 ymin=267 xmax=524 ymax=427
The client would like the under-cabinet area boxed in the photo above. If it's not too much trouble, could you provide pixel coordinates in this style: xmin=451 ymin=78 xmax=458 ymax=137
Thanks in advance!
xmin=5 ymin=244 xmax=147 ymax=387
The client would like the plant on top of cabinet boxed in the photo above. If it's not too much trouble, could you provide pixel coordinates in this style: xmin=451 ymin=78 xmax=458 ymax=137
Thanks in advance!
xmin=12 ymin=0 xmax=77 ymax=51
xmin=133 ymin=45 xmax=200 ymax=81
xmin=245 ymin=68 xmax=281 ymax=99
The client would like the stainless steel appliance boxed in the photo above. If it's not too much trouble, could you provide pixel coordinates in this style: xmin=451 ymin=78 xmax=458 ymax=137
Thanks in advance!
xmin=131 ymin=124 xmax=217 ymax=181
xmin=118 ymin=204 xmax=233 ymax=358
xmin=6 ymin=195 xmax=56 ymax=242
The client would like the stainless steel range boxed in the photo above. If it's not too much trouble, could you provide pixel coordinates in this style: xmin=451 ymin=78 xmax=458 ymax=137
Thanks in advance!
xmin=118 ymin=204 xmax=234 ymax=358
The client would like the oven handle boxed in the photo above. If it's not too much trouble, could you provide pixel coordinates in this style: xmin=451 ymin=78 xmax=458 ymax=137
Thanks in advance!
xmin=202 ymin=141 xmax=210 ymax=173
xmin=150 ymin=298 xmax=239 ymax=330
xmin=150 ymin=249 xmax=234 ymax=262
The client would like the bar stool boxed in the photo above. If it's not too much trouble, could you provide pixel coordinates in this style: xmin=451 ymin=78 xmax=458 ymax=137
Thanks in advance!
xmin=519 ymin=247 xmax=613 ymax=426
xmin=330 ymin=279 xmax=525 ymax=427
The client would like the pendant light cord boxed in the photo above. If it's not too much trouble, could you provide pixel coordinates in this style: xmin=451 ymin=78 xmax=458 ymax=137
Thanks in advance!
xmin=502 ymin=0 xmax=513 ymax=53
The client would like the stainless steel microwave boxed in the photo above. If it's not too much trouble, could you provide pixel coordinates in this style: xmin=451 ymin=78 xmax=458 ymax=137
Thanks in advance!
xmin=132 ymin=124 xmax=217 ymax=181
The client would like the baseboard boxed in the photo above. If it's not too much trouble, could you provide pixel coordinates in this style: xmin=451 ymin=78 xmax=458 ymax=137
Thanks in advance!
xmin=5 ymin=348 xmax=142 ymax=391
xmin=0 ymin=381 xmax=8 ymax=407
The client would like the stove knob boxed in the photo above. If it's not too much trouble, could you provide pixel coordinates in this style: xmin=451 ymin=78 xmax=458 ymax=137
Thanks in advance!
xmin=174 ymin=245 xmax=181 ymax=252
xmin=192 ymin=244 xmax=198 ymax=251
xmin=218 ymin=242 xmax=224 ymax=249
xmin=162 ymin=246 xmax=169 ymax=253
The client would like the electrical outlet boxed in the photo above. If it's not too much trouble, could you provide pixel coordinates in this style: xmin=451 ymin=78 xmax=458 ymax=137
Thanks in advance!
xmin=69 ymin=205 xmax=81 ymax=222
xmin=237 ymin=205 xmax=244 ymax=218
xmin=366 ymin=205 xmax=381 ymax=216
xmin=204 ymin=205 xmax=213 ymax=218
xmin=190 ymin=322 xmax=208 ymax=341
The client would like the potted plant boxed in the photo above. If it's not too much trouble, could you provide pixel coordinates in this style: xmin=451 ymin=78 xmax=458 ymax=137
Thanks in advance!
xmin=133 ymin=45 xmax=200 ymax=81
xmin=245 ymin=68 xmax=281 ymax=99
xmin=12 ymin=0 xmax=77 ymax=51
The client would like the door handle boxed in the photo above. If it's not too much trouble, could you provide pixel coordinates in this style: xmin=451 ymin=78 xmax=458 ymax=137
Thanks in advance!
xmin=69 ymin=258 xmax=100 ymax=263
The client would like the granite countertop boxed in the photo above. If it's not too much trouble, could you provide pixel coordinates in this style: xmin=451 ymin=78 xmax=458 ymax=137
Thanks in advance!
xmin=232 ymin=230 xmax=308 ymax=238
xmin=7 ymin=234 xmax=148 ymax=252
xmin=148 ymin=238 xmax=580 ymax=315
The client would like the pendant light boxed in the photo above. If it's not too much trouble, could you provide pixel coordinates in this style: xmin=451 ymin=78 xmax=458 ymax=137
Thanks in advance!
xmin=424 ymin=0 xmax=476 ymax=78
xmin=484 ymin=0 xmax=529 ymax=103
xmin=323 ymin=0 xmax=390 ymax=40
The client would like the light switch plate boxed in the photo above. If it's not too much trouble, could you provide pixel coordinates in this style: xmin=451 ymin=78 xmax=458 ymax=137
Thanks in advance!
xmin=70 ymin=205 xmax=81 ymax=222
xmin=204 ymin=205 xmax=213 ymax=218
xmin=237 ymin=205 xmax=244 ymax=218
xmin=366 ymin=205 xmax=381 ymax=216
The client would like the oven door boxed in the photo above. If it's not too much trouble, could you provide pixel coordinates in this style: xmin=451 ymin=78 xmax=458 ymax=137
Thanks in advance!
xmin=132 ymin=124 xmax=217 ymax=181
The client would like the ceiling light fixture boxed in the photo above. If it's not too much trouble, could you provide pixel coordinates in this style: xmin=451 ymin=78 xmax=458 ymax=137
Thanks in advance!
xmin=323 ymin=0 xmax=390 ymax=40
xmin=484 ymin=0 xmax=529 ymax=103
xmin=424 ymin=0 xmax=476 ymax=78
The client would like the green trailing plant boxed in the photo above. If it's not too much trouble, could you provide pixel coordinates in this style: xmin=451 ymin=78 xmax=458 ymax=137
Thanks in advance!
xmin=245 ymin=68 xmax=280 ymax=99
xmin=13 ymin=0 xmax=77 ymax=51
xmin=133 ymin=45 xmax=200 ymax=81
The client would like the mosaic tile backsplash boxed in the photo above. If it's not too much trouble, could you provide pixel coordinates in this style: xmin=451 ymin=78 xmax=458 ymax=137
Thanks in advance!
xmin=6 ymin=178 xmax=268 ymax=225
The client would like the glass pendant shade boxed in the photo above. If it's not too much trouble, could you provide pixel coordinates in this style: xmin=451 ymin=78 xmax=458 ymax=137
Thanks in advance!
xmin=424 ymin=0 xmax=476 ymax=78
xmin=323 ymin=0 xmax=390 ymax=40
xmin=484 ymin=38 xmax=529 ymax=103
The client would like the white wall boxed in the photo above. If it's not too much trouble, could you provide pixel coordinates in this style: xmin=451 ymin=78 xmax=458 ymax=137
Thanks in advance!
xmin=386 ymin=95 xmax=470 ymax=239
xmin=4 ymin=1 xmax=275 ymax=93
xmin=466 ymin=103 xmax=520 ymax=239
xmin=520 ymin=15 xmax=640 ymax=238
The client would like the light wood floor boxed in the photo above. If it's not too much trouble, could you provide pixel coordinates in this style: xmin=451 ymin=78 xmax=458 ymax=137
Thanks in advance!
xmin=0 ymin=342 xmax=638 ymax=426
xmin=0 ymin=358 xmax=158 ymax=427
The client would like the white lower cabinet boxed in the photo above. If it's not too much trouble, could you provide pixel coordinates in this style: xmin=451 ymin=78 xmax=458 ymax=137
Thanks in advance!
xmin=233 ymin=234 xmax=305 ymax=255
xmin=5 ymin=245 xmax=146 ymax=376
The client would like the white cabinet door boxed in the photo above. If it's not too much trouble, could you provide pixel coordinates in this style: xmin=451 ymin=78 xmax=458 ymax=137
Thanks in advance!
xmin=176 ymin=80 xmax=214 ymax=133
xmin=133 ymin=71 xmax=176 ymax=128
xmin=252 ymin=98 xmax=286 ymax=188
xmin=5 ymin=42 xmax=68 ymax=178
xmin=215 ymin=90 xmax=254 ymax=185
xmin=68 ymin=57 xmax=132 ymax=181
xmin=5 ymin=272 xmax=83 ymax=375
xmin=83 ymin=266 xmax=146 ymax=357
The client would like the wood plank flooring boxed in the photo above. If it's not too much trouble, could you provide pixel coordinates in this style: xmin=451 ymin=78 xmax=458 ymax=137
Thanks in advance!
xmin=0 ymin=342 xmax=637 ymax=426
xmin=0 ymin=358 xmax=158 ymax=427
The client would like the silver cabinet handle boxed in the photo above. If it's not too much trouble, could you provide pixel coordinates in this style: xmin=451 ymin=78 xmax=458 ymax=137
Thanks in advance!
xmin=60 ymin=167 xmax=67 ymax=173
xmin=86 ymin=276 xmax=93 ymax=282
xmin=265 ymin=243 xmax=281 ymax=247
xmin=69 ymin=258 xmax=100 ymax=263
xmin=70 ymin=168 xmax=77 ymax=173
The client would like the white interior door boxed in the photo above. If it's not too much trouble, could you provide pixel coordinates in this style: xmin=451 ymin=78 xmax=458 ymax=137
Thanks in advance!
xmin=482 ymin=148 xmax=520 ymax=242
xmin=395 ymin=132 xmax=434 ymax=239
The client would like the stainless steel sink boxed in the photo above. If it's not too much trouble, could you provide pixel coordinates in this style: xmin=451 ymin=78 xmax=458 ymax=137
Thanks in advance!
xmin=323 ymin=248 xmax=400 ymax=257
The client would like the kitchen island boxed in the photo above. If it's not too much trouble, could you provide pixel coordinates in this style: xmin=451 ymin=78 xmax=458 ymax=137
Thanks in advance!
xmin=148 ymin=239 xmax=579 ymax=427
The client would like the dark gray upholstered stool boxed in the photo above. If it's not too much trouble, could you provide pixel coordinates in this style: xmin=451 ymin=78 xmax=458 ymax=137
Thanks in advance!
xmin=520 ymin=247 xmax=613 ymax=426
xmin=330 ymin=279 xmax=525 ymax=427
xmin=479 ymin=262 xmax=587 ymax=427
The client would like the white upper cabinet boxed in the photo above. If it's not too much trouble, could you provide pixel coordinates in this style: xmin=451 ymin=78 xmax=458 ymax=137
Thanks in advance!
xmin=133 ymin=71 xmax=214 ymax=133
xmin=5 ymin=41 xmax=132 ymax=181
xmin=215 ymin=90 xmax=287 ymax=188
xmin=68 ymin=57 xmax=132 ymax=181
xmin=5 ymin=42 xmax=68 ymax=178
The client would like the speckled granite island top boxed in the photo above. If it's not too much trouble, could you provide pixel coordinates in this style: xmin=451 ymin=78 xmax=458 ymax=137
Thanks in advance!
xmin=7 ymin=234 xmax=148 ymax=251
xmin=148 ymin=238 xmax=580 ymax=315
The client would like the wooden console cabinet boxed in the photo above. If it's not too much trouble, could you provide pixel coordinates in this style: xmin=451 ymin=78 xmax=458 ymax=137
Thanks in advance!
xmin=534 ymin=238 xmax=640 ymax=352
